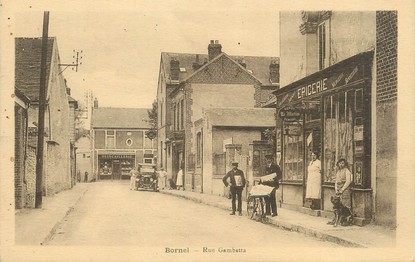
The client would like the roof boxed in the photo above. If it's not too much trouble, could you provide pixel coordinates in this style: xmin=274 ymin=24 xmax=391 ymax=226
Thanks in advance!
xmin=15 ymin=37 xmax=55 ymax=101
xmin=161 ymin=52 xmax=279 ymax=86
xmin=204 ymin=107 xmax=276 ymax=127
xmin=92 ymin=107 xmax=152 ymax=129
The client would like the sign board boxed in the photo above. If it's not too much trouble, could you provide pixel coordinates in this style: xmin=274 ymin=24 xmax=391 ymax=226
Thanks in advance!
xmin=283 ymin=124 xmax=302 ymax=136
xmin=145 ymin=130 xmax=157 ymax=140
xmin=279 ymin=106 xmax=302 ymax=122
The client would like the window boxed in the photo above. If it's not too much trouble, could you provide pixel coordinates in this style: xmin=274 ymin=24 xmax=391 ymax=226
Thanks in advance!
xmin=318 ymin=20 xmax=330 ymax=70
xmin=180 ymin=99 xmax=184 ymax=130
xmin=173 ymin=104 xmax=177 ymax=130
xmin=126 ymin=138 xmax=133 ymax=147
xmin=323 ymin=89 xmax=366 ymax=184
xmin=196 ymin=132 xmax=202 ymax=166
xmin=283 ymin=131 xmax=303 ymax=181
xmin=106 ymin=130 xmax=115 ymax=149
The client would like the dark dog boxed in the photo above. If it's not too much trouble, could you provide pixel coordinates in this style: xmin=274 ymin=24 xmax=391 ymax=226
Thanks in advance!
xmin=329 ymin=195 xmax=353 ymax=227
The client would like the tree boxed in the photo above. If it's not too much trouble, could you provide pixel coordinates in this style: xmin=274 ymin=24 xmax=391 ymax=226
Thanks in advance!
xmin=146 ymin=100 xmax=158 ymax=139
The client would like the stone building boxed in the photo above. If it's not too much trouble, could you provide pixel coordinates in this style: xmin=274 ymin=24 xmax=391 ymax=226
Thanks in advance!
xmin=91 ymin=106 xmax=156 ymax=181
xmin=194 ymin=107 xmax=276 ymax=196
xmin=15 ymin=37 xmax=73 ymax=206
xmin=274 ymin=11 xmax=397 ymax=227
xmin=14 ymin=88 xmax=30 ymax=209
xmin=156 ymin=40 xmax=279 ymax=191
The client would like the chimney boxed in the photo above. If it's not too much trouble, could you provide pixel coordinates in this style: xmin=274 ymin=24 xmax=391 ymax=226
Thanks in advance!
xmin=170 ymin=58 xmax=180 ymax=81
xmin=208 ymin=40 xmax=222 ymax=61
xmin=269 ymin=60 xmax=280 ymax=84
xmin=239 ymin=59 xmax=247 ymax=68
xmin=192 ymin=54 xmax=202 ymax=71
xmin=94 ymin=97 xmax=99 ymax=108
xmin=66 ymin=87 xmax=71 ymax=95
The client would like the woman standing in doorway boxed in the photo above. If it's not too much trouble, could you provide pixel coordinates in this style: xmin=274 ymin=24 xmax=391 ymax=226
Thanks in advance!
xmin=305 ymin=151 xmax=321 ymax=210
xmin=176 ymin=168 xmax=184 ymax=190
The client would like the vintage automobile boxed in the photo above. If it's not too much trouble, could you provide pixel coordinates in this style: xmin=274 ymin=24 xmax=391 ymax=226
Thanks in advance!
xmin=135 ymin=163 xmax=158 ymax=192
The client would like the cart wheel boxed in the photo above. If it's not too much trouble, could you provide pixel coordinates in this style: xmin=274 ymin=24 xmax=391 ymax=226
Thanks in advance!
xmin=247 ymin=196 xmax=260 ymax=220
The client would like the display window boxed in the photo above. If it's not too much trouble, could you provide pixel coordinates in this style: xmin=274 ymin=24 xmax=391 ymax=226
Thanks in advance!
xmin=323 ymin=87 xmax=366 ymax=185
xmin=283 ymin=133 xmax=303 ymax=181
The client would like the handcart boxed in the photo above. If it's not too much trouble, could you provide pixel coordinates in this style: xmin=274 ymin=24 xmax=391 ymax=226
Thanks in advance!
xmin=247 ymin=184 xmax=274 ymax=222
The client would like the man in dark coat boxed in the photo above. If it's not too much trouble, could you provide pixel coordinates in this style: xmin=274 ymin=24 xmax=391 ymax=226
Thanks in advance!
xmin=260 ymin=155 xmax=282 ymax=217
xmin=223 ymin=161 xmax=246 ymax=216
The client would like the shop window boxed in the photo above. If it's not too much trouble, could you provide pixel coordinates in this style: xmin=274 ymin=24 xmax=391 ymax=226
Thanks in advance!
xmin=323 ymin=91 xmax=355 ymax=183
xmin=283 ymin=134 xmax=303 ymax=181
xmin=106 ymin=130 xmax=115 ymax=149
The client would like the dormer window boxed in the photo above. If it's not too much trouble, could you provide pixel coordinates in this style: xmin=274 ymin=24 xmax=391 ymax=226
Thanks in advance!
xmin=180 ymin=67 xmax=186 ymax=72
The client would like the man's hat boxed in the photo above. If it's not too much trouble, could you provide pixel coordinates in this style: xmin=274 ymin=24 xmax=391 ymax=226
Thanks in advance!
xmin=231 ymin=161 xmax=239 ymax=166
xmin=265 ymin=154 xmax=273 ymax=159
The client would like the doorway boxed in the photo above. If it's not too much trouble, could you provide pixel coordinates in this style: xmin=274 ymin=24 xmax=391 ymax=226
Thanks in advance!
xmin=303 ymin=127 xmax=321 ymax=208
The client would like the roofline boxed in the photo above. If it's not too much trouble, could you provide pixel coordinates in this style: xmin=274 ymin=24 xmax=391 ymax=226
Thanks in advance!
xmin=182 ymin=52 xmax=263 ymax=85
xmin=273 ymin=50 xmax=374 ymax=96
xmin=15 ymin=88 xmax=31 ymax=104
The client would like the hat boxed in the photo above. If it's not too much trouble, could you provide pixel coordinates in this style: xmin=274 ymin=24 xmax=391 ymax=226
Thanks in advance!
xmin=231 ymin=161 xmax=239 ymax=166
xmin=265 ymin=154 xmax=273 ymax=159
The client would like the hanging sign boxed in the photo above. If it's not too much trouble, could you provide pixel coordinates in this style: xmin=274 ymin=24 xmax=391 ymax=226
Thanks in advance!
xmin=279 ymin=106 xmax=302 ymax=122
xmin=283 ymin=123 xmax=302 ymax=136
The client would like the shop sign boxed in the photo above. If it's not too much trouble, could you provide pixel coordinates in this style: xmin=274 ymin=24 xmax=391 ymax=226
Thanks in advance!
xmin=278 ymin=63 xmax=367 ymax=106
xmin=100 ymin=155 xmax=133 ymax=159
xmin=283 ymin=123 xmax=302 ymax=136
xmin=279 ymin=106 xmax=302 ymax=122
xmin=354 ymin=125 xmax=363 ymax=141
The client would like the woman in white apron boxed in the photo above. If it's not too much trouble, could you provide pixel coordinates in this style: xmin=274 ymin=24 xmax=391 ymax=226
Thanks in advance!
xmin=305 ymin=151 xmax=321 ymax=210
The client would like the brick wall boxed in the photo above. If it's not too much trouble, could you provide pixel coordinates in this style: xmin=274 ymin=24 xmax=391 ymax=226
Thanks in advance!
xmin=15 ymin=104 xmax=26 ymax=209
xmin=376 ymin=11 xmax=397 ymax=102
xmin=375 ymin=11 xmax=397 ymax=228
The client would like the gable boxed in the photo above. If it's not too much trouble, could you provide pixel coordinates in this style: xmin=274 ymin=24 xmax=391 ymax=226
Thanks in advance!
xmin=187 ymin=54 xmax=261 ymax=85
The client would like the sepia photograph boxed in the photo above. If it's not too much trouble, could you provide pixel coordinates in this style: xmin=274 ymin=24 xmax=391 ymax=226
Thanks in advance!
xmin=1 ymin=1 xmax=414 ymax=261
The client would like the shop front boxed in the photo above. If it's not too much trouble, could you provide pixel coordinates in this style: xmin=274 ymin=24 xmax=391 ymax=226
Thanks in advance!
xmin=97 ymin=153 xmax=135 ymax=180
xmin=274 ymin=51 xmax=373 ymax=225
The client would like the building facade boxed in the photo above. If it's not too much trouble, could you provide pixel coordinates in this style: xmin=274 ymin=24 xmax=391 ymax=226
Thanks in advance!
xmin=91 ymin=107 xmax=156 ymax=181
xmin=275 ymin=11 xmax=397 ymax=227
xmin=157 ymin=40 xmax=279 ymax=192
xmin=15 ymin=37 xmax=73 ymax=204
xmin=195 ymin=107 xmax=276 ymax=197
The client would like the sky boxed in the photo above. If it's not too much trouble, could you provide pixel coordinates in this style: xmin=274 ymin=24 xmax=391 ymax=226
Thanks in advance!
xmin=12 ymin=1 xmax=280 ymax=108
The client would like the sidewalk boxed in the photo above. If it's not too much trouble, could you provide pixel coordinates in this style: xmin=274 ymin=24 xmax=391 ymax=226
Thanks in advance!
xmin=15 ymin=183 xmax=89 ymax=245
xmin=160 ymin=188 xmax=396 ymax=248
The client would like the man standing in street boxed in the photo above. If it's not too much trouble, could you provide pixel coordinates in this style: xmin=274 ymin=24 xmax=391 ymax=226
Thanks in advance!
xmin=157 ymin=168 xmax=167 ymax=190
xmin=222 ymin=161 xmax=246 ymax=216
xmin=260 ymin=155 xmax=282 ymax=217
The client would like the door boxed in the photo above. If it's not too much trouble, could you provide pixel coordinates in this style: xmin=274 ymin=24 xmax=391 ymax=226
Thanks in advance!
xmin=112 ymin=161 xmax=121 ymax=180
xmin=303 ymin=127 xmax=321 ymax=206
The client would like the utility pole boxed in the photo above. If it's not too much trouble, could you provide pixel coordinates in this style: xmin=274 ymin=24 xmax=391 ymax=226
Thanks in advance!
xmin=35 ymin=11 xmax=49 ymax=208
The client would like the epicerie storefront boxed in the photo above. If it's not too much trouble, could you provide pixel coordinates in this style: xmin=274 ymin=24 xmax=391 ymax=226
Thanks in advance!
xmin=273 ymin=51 xmax=373 ymax=225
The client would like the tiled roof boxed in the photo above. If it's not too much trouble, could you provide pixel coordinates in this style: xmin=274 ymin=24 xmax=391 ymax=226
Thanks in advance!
xmin=92 ymin=107 xmax=152 ymax=129
xmin=205 ymin=107 xmax=276 ymax=127
xmin=15 ymin=37 xmax=55 ymax=101
xmin=161 ymin=52 xmax=279 ymax=86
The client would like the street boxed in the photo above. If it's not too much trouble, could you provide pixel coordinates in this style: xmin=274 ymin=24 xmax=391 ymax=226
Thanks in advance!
xmin=46 ymin=181 xmax=338 ymax=247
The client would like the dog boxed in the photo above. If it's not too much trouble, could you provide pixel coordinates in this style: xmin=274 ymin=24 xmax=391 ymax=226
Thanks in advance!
xmin=329 ymin=195 xmax=353 ymax=227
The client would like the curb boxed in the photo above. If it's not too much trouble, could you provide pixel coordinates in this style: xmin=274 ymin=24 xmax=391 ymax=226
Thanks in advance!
xmin=160 ymin=190 xmax=365 ymax=248
xmin=41 ymin=187 xmax=89 ymax=245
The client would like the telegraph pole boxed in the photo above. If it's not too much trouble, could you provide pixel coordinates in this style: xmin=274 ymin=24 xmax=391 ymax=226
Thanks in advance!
xmin=35 ymin=11 xmax=49 ymax=208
